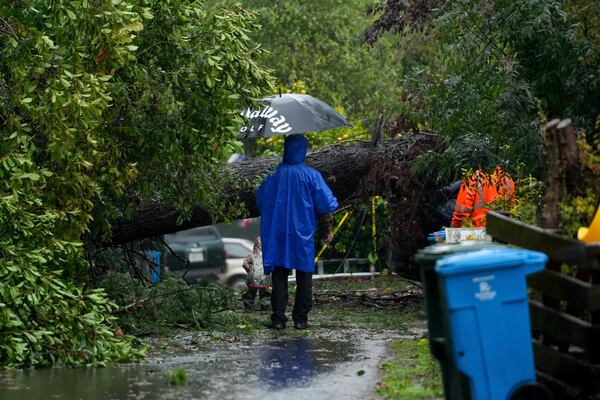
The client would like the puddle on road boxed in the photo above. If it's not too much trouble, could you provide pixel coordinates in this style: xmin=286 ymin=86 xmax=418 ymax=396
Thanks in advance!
xmin=0 ymin=335 xmax=388 ymax=400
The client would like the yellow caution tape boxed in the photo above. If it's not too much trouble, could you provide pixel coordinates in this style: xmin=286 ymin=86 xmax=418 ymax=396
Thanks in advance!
xmin=371 ymin=196 xmax=378 ymax=254
xmin=315 ymin=211 xmax=352 ymax=263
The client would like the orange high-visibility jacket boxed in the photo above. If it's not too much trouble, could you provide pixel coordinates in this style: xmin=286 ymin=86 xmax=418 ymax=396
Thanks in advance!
xmin=450 ymin=167 xmax=515 ymax=228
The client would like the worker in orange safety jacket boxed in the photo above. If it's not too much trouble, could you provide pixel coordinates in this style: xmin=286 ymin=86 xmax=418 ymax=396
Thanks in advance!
xmin=450 ymin=166 xmax=515 ymax=228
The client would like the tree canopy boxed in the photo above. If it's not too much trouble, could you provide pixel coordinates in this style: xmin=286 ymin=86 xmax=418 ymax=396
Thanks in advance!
xmin=366 ymin=0 xmax=600 ymax=180
xmin=237 ymin=0 xmax=407 ymax=131
xmin=0 ymin=0 xmax=271 ymax=367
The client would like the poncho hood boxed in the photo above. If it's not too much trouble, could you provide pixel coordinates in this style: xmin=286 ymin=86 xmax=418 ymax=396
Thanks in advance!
xmin=283 ymin=134 xmax=307 ymax=164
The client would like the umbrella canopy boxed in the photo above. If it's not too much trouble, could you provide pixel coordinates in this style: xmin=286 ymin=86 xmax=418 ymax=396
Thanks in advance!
xmin=237 ymin=93 xmax=351 ymax=139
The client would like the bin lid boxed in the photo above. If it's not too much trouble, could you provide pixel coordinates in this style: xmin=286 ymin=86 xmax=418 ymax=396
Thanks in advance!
xmin=416 ymin=241 xmax=505 ymax=262
xmin=435 ymin=248 xmax=547 ymax=277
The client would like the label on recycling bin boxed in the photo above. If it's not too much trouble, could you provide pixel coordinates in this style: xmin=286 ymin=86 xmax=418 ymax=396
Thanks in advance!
xmin=473 ymin=275 xmax=497 ymax=301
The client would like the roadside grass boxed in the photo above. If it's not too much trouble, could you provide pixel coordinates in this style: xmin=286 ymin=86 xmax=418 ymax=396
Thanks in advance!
xmin=377 ymin=338 xmax=444 ymax=400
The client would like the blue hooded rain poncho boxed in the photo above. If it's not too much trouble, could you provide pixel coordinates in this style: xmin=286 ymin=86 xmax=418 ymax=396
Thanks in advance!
xmin=256 ymin=134 xmax=338 ymax=274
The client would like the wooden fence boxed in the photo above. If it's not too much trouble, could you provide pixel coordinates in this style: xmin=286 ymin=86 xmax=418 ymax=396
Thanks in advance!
xmin=486 ymin=211 xmax=600 ymax=399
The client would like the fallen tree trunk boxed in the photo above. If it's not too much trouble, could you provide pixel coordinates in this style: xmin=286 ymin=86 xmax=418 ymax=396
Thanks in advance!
xmin=109 ymin=133 xmax=447 ymax=278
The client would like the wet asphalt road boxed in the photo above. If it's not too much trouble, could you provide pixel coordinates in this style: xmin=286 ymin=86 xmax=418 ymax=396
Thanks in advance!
xmin=0 ymin=330 xmax=400 ymax=400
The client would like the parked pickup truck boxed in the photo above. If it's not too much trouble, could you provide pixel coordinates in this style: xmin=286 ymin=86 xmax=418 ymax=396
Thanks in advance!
xmin=162 ymin=226 xmax=227 ymax=284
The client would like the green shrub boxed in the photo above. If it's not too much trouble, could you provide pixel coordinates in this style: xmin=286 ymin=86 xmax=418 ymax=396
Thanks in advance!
xmin=0 ymin=0 xmax=270 ymax=367
xmin=99 ymin=272 xmax=240 ymax=334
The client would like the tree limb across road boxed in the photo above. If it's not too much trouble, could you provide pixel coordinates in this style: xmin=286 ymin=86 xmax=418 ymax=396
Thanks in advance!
xmin=109 ymin=134 xmax=446 ymax=253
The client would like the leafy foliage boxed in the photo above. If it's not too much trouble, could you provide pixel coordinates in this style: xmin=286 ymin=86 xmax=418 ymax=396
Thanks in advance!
xmin=100 ymin=272 xmax=240 ymax=335
xmin=558 ymin=135 xmax=600 ymax=236
xmin=560 ymin=189 xmax=598 ymax=238
xmin=399 ymin=4 xmax=543 ymax=180
xmin=566 ymin=0 xmax=600 ymax=81
xmin=505 ymin=176 xmax=545 ymax=225
xmin=491 ymin=1 xmax=600 ymax=129
xmin=235 ymin=0 xmax=406 ymax=130
xmin=364 ymin=0 xmax=446 ymax=44
xmin=0 ymin=0 xmax=271 ymax=367
xmin=0 ymin=127 xmax=144 ymax=367
xmin=368 ymin=0 xmax=600 ymax=183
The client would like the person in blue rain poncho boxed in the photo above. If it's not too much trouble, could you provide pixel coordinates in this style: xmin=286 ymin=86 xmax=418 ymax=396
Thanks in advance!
xmin=256 ymin=134 xmax=338 ymax=330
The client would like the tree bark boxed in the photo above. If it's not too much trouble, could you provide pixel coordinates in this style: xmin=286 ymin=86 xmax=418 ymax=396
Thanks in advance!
xmin=542 ymin=118 xmax=580 ymax=230
xmin=542 ymin=119 xmax=562 ymax=229
xmin=556 ymin=118 xmax=579 ymax=192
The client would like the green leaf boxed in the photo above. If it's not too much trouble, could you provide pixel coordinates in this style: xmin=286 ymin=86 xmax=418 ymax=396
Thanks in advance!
xmin=126 ymin=22 xmax=144 ymax=32
xmin=41 ymin=36 xmax=54 ymax=47
xmin=368 ymin=251 xmax=378 ymax=264
xmin=141 ymin=9 xmax=154 ymax=19
xmin=21 ymin=173 xmax=40 ymax=181
xmin=66 ymin=9 xmax=76 ymax=20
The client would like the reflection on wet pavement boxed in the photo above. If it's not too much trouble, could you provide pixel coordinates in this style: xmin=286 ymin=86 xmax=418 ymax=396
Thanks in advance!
xmin=260 ymin=337 xmax=317 ymax=389
xmin=0 ymin=332 xmax=391 ymax=400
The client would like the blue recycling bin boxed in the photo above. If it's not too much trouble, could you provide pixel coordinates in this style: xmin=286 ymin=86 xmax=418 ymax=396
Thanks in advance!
xmin=416 ymin=241 xmax=506 ymax=400
xmin=435 ymin=249 xmax=547 ymax=400
xmin=148 ymin=250 xmax=161 ymax=283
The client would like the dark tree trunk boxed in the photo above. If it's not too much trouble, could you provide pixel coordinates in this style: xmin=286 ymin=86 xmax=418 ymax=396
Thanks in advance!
xmin=556 ymin=118 xmax=580 ymax=192
xmin=542 ymin=119 xmax=562 ymax=229
xmin=108 ymin=133 xmax=447 ymax=278
xmin=542 ymin=118 xmax=580 ymax=230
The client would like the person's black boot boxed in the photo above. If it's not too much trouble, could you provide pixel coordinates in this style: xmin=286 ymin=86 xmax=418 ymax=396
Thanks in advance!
xmin=243 ymin=299 xmax=254 ymax=310
xmin=242 ymin=289 xmax=256 ymax=310
xmin=293 ymin=321 xmax=308 ymax=330
xmin=271 ymin=321 xmax=286 ymax=330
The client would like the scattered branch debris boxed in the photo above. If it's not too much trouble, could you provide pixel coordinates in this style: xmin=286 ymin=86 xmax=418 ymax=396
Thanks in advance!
xmin=313 ymin=287 xmax=422 ymax=310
